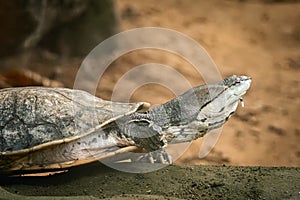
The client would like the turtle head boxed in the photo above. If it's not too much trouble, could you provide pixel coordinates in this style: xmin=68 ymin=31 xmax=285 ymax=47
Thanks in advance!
xmin=222 ymin=75 xmax=252 ymax=103
xmin=194 ymin=75 xmax=252 ymax=131
xmin=215 ymin=75 xmax=252 ymax=111
xmin=159 ymin=75 xmax=251 ymax=143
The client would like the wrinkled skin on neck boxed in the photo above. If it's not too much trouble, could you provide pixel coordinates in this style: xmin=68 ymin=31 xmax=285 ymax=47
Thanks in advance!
xmin=122 ymin=75 xmax=251 ymax=149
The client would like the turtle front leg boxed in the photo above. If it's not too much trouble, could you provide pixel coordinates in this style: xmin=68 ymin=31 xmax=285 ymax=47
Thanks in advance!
xmin=135 ymin=149 xmax=172 ymax=164
xmin=122 ymin=117 xmax=167 ymax=151
xmin=121 ymin=115 xmax=171 ymax=164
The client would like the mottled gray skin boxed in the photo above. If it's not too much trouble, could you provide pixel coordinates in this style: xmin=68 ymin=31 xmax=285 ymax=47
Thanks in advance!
xmin=0 ymin=75 xmax=251 ymax=173
xmin=120 ymin=75 xmax=251 ymax=150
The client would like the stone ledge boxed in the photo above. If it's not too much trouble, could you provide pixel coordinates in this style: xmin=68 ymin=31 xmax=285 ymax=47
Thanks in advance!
xmin=0 ymin=163 xmax=299 ymax=199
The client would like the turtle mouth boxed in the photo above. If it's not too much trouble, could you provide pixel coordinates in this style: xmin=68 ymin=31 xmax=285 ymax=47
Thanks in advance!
xmin=227 ymin=93 xmax=246 ymax=110
xmin=224 ymin=78 xmax=251 ymax=113
xmin=229 ymin=76 xmax=251 ymax=106
xmin=232 ymin=76 xmax=251 ymax=95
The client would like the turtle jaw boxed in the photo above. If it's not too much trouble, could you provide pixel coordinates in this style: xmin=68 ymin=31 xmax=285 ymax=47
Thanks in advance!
xmin=232 ymin=76 xmax=251 ymax=97
xmin=194 ymin=75 xmax=251 ymax=132
xmin=227 ymin=75 xmax=251 ymax=109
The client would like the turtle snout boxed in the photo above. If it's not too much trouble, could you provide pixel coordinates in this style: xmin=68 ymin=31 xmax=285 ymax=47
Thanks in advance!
xmin=233 ymin=77 xmax=251 ymax=97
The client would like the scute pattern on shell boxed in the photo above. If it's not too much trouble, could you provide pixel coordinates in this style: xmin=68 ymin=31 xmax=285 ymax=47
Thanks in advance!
xmin=0 ymin=87 xmax=144 ymax=153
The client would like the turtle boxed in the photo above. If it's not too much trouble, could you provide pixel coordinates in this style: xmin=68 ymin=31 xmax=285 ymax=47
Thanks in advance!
xmin=0 ymin=75 xmax=251 ymax=174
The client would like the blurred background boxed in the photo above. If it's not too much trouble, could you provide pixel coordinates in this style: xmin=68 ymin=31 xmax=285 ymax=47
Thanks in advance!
xmin=0 ymin=0 xmax=299 ymax=167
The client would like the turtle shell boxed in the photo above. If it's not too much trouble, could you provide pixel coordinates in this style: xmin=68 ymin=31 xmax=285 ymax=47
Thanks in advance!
xmin=0 ymin=87 xmax=149 ymax=174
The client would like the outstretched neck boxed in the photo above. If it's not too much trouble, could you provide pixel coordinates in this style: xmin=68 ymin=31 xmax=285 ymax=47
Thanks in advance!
xmin=127 ymin=75 xmax=251 ymax=144
xmin=144 ymin=96 xmax=208 ymax=144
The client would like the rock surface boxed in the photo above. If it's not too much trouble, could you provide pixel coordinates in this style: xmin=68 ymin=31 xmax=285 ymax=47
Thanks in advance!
xmin=1 ymin=163 xmax=299 ymax=199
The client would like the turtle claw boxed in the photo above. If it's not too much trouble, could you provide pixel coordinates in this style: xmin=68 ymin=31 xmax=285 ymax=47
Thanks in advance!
xmin=135 ymin=150 xmax=172 ymax=164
